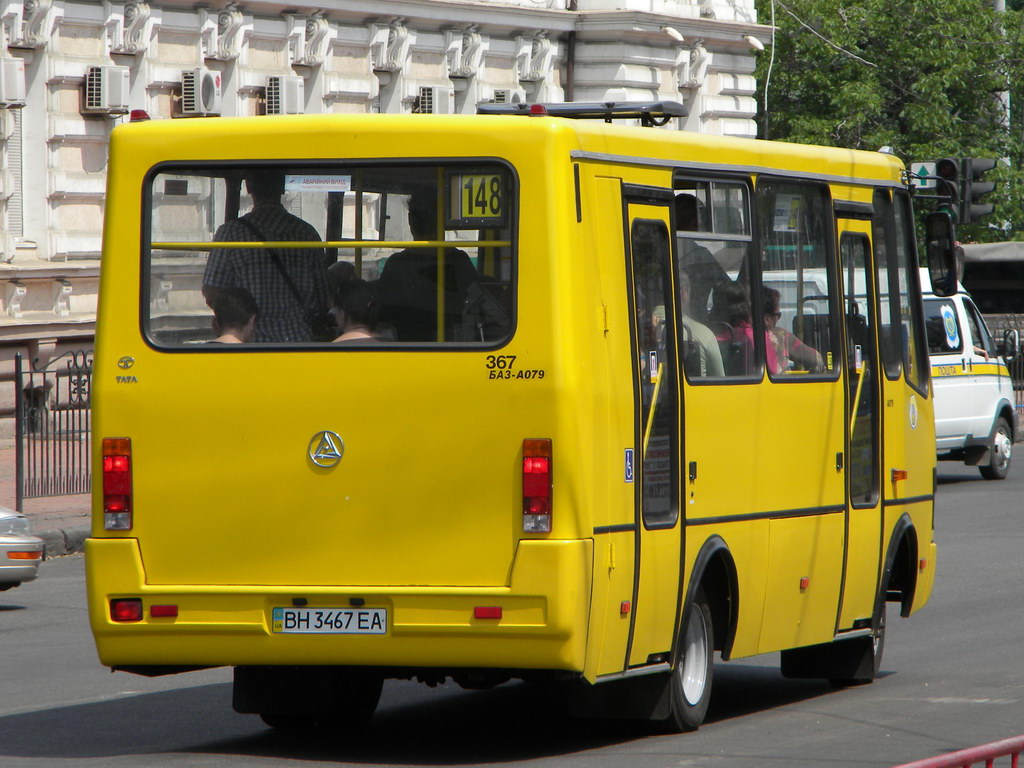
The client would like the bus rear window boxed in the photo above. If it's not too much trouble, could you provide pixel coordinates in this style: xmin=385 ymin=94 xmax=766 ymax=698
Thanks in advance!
xmin=144 ymin=163 xmax=516 ymax=348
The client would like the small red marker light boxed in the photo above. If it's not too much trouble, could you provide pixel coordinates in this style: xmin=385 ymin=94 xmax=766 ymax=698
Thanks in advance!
xmin=528 ymin=104 xmax=548 ymax=116
xmin=150 ymin=605 xmax=179 ymax=618
xmin=110 ymin=598 xmax=143 ymax=622
xmin=620 ymin=601 xmax=631 ymax=615
xmin=919 ymin=558 xmax=928 ymax=572
xmin=474 ymin=606 xmax=502 ymax=619
xmin=129 ymin=109 xmax=150 ymax=122
xmin=891 ymin=468 xmax=908 ymax=482
xmin=799 ymin=577 xmax=810 ymax=591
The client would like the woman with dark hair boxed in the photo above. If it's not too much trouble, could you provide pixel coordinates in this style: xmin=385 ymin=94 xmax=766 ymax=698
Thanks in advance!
xmin=331 ymin=279 xmax=379 ymax=343
xmin=210 ymin=286 xmax=258 ymax=343
xmin=763 ymin=286 xmax=823 ymax=374
xmin=710 ymin=281 xmax=778 ymax=375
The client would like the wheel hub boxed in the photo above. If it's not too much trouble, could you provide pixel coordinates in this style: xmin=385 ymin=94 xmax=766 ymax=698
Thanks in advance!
xmin=681 ymin=609 xmax=709 ymax=705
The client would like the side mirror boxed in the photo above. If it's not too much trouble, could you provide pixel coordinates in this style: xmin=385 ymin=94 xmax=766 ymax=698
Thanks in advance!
xmin=925 ymin=211 xmax=958 ymax=297
xmin=1001 ymin=328 xmax=1020 ymax=362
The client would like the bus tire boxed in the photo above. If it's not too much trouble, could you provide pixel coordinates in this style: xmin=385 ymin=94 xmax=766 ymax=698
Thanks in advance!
xmin=662 ymin=587 xmax=714 ymax=732
xmin=979 ymin=417 xmax=1012 ymax=480
xmin=259 ymin=712 xmax=314 ymax=731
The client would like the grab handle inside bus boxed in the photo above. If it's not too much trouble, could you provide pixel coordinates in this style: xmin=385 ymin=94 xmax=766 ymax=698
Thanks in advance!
xmin=643 ymin=362 xmax=665 ymax=457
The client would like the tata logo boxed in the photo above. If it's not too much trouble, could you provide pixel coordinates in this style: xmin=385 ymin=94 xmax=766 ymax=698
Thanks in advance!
xmin=117 ymin=356 xmax=135 ymax=370
xmin=308 ymin=431 xmax=344 ymax=468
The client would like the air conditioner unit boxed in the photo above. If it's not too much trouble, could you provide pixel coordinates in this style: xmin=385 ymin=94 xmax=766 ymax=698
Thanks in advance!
xmin=492 ymin=89 xmax=511 ymax=104
xmin=266 ymin=75 xmax=304 ymax=115
xmin=0 ymin=58 xmax=26 ymax=108
xmin=82 ymin=65 xmax=130 ymax=114
xmin=412 ymin=85 xmax=454 ymax=115
xmin=181 ymin=68 xmax=222 ymax=116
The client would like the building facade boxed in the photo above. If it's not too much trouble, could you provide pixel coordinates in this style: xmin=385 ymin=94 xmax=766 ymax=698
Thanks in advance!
xmin=0 ymin=0 xmax=766 ymax=426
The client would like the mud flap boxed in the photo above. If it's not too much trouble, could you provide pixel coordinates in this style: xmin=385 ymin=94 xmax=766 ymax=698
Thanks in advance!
xmin=569 ymin=672 xmax=672 ymax=720
xmin=780 ymin=637 xmax=875 ymax=681
xmin=233 ymin=665 xmax=381 ymax=720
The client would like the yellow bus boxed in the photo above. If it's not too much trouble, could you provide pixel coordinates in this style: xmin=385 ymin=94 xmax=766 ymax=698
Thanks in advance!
xmin=87 ymin=102 xmax=956 ymax=732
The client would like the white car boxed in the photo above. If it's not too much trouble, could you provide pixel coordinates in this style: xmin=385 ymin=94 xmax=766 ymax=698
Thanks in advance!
xmin=922 ymin=268 xmax=1021 ymax=479
xmin=0 ymin=508 xmax=44 ymax=591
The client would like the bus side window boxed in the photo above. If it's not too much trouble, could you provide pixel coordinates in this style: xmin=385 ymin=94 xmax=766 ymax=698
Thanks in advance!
xmin=756 ymin=180 xmax=837 ymax=378
xmin=673 ymin=177 xmax=756 ymax=379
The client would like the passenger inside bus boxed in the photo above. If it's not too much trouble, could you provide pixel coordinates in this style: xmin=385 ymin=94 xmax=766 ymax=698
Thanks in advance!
xmin=376 ymin=192 xmax=481 ymax=342
xmin=763 ymin=287 xmax=824 ymax=374
xmin=331 ymin=279 xmax=379 ymax=344
xmin=202 ymin=171 xmax=331 ymax=343
xmin=678 ymin=268 xmax=725 ymax=377
xmin=675 ymin=193 xmax=729 ymax=324
xmin=209 ymin=286 xmax=258 ymax=344
xmin=710 ymin=281 xmax=778 ymax=376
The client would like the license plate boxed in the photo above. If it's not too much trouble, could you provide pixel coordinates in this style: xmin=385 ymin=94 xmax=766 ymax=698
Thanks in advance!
xmin=272 ymin=607 xmax=387 ymax=635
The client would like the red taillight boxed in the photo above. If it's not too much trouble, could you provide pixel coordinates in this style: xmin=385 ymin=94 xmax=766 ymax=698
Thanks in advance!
xmin=102 ymin=438 xmax=133 ymax=531
xmin=110 ymin=598 xmax=143 ymax=622
xmin=523 ymin=439 xmax=552 ymax=533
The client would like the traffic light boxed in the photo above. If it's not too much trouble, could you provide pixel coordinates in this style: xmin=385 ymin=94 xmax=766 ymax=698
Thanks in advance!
xmin=961 ymin=158 xmax=996 ymax=223
xmin=934 ymin=157 xmax=960 ymax=219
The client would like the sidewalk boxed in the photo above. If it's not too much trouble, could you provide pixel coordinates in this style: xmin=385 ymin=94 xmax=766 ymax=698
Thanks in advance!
xmin=0 ymin=439 xmax=91 ymax=557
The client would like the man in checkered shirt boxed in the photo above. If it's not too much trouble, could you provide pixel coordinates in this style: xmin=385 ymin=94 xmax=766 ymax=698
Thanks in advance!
xmin=203 ymin=171 xmax=330 ymax=343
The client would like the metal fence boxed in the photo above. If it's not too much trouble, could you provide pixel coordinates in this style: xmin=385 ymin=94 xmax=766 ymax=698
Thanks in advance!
xmin=14 ymin=350 xmax=93 ymax=511
xmin=983 ymin=314 xmax=1024 ymax=431
xmin=892 ymin=734 xmax=1024 ymax=768
xmin=1011 ymin=354 xmax=1024 ymax=428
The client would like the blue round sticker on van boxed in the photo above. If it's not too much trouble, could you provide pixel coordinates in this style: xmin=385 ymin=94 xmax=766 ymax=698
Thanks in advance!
xmin=940 ymin=304 xmax=960 ymax=350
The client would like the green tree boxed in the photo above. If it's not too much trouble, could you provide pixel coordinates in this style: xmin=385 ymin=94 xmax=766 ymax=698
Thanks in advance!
xmin=754 ymin=0 xmax=1024 ymax=241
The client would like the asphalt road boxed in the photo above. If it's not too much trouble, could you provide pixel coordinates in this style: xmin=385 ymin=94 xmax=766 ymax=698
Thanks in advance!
xmin=0 ymin=460 xmax=1021 ymax=767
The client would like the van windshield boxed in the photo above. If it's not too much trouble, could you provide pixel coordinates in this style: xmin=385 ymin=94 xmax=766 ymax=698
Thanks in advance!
xmin=144 ymin=162 xmax=516 ymax=348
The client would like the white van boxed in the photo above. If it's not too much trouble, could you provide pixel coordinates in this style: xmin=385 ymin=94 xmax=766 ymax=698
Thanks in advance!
xmin=922 ymin=268 xmax=1021 ymax=479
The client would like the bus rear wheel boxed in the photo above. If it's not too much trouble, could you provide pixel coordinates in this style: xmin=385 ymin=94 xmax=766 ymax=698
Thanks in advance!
xmin=662 ymin=587 xmax=714 ymax=732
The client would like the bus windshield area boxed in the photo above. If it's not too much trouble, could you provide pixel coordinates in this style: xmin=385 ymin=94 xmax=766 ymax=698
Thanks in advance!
xmin=144 ymin=162 xmax=516 ymax=347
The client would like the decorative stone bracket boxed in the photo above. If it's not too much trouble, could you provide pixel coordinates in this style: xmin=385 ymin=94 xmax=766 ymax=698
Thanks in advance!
xmin=516 ymin=32 xmax=553 ymax=84
xmin=105 ymin=0 xmax=152 ymax=56
xmin=6 ymin=281 xmax=26 ymax=318
xmin=289 ymin=11 xmax=333 ymax=68
xmin=676 ymin=40 xmax=710 ymax=91
xmin=201 ymin=4 xmax=247 ymax=62
xmin=4 ymin=0 xmax=63 ymax=50
xmin=370 ymin=18 xmax=411 ymax=75
xmin=446 ymin=26 xmax=485 ymax=80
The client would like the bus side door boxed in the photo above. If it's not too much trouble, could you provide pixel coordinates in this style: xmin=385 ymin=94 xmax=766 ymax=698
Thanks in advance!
xmin=621 ymin=186 xmax=684 ymax=669
xmin=837 ymin=224 xmax=884 ymax=629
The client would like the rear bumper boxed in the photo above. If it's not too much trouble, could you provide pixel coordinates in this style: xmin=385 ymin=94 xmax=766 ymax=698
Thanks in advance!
xmin=86 ymin=537 xmax=593 ymax=674
xmin=0 ymin=535 xmax=44 ymax=587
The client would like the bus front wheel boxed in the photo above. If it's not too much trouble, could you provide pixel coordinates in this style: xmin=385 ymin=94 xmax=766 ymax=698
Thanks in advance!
xmin=662 ymin=587 xmax=714 ymax=732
